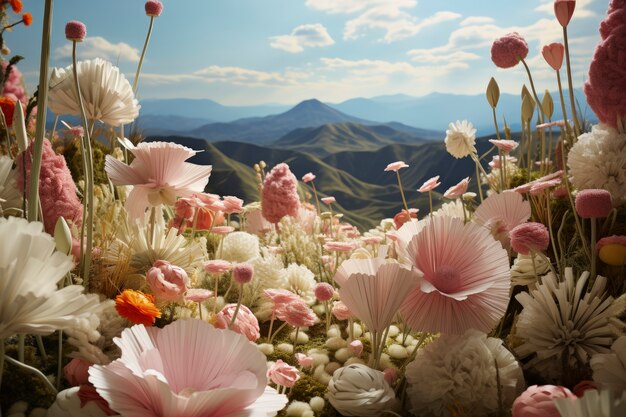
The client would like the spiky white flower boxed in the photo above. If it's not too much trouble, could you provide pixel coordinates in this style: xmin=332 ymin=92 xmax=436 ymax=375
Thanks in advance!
xmin=444 ymin=120 xmax=477 ymax=159
xmin=219 ymin=231 xmax=260 ymax=263
xmin=591 ymin=336 xmax=626 ymax=393
xmin=284 ymin=263 xmax=316 ymax=305
xmin=554 ymin=389 xmax=626 ymax=417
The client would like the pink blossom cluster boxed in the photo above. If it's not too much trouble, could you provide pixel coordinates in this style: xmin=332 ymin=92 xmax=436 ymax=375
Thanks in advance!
xmin=2 ymin=61 xmax=28 ymax=105
xmin=170 ymin=192 xmax=232 ymax=233
xmin=261 ymin=163 xmax=300 ymax=224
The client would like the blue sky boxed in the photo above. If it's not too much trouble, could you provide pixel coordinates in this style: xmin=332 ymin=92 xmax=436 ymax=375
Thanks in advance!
xmin=8 ymin=0 xmax=608 ymax=105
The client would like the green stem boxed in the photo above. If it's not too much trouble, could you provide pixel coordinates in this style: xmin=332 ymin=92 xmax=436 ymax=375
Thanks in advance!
xmin=520 ymin=59 xmax=544 ymax=125
xmin=27 ymin=0 xmax=54 ymax=222
xmin=556 ymin=70 xmax=573 ymax=144
xmin=546 ymin=195 xmax=561 ymax=277
xmin=590 ymin=218 xmax=597 ymax=282
xmin=133 ymin=16 xmax=155 ymax=94
xmin=492 ymin=107 xmax=501 ymax=140
xmin=268 ymin=322 xmax=287 ymax=344
xmin=475 ymin=159 xmax=484 ymax=202
xmin=563 ymin=27 xmax=580 ymax=137
xmin=229 ymin=285 xmax=243 ymax=329
xmin=428 ymin=190 xmax=434 ymax=217
xmin=396 ymin=170 xmax=410 ymax=212
xmin=311 ymin=182 xmax=321 ymax=214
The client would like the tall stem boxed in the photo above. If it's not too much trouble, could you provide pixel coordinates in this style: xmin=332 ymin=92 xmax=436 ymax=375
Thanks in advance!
xmin=556 ymin=70 xmax=573 ymax=144
xmin=520 ymin=59 xmax=544 ymax=125
xmin=229 ymin=285 xmax=243 ymax=329
xmin=395 ymin=171 xmax=410 ymax=212
xmin=311 ymin=182 xmax=321 ymax=214
xmin=27 ymin=0 xmax=54 ymax=221
xmin=563 ymin=27 xmax=580 ymax=137
xmin=492 ymin=107 xmax=501 ymax=140
xmin=590 ymin=219 xmax=597 ymax=282
xmin=428 ymin=190 xmax=434 ymax=217
xmin=133 ymin=16 xmax=155 ymax=94
xmin=475 ymin=161 xmax=484 ymax=202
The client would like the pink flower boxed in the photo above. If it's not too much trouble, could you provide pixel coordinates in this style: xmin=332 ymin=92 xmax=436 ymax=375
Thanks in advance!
xmin=302 ymin=172 xmax=316 ymax=183
xmin=384 ymin=161 xmax=409 ymax=172
xmin=321 ymin=196 xmax=336 ymax=204
xmin=383 ymin=368 xmax=398 ymax=386
xmin=536 ymin=120 xmax=566 ymax=130
xmin=361 ymin=236 xmax=384 ymax=245
xmin=491 ymin=32 xmax=529 ymax=69
xmin=2 ymin=61 xmax=28 ymax=106
xmin=295 ymin=353 xmax=314 ymax=368
xmin=393 ymin=208 xmax=418 ymax=229
xmin=314 ymin=282 xmax=334 ymax=302
xmin=145 ymin=0 xmax=163 ymax=17
xmin=222 ymin=196 xmax=243 ymax=214
xmin=331 ymin=301 xmax=353 ymax=320
xmin=323 ymin=241 xmax=356 ymax=252
xmin=417 ymin=176 xmax=441 ymax=193
xmin=233 ymin=263 xmax=254 ymax=284
xmin=600 ymin=0 xmax=625 ymax=39
xmin=77 ymin=385 xmax=117 ymax=416
xmin=146 ymin=260 xmax=189 ymax=302
xmin=214 ymin=304 xmax=260 ymax=342
xmin=512 ymin=385 xmax=576 ymax=417
xmin=64 ymin=124 xmax=84 ymax=139
xmin=489 ymin=139 xmax=519 ymax=153
xmin=529 ymin=179 xmax=561 ymax=195
xmin=542 ymin=42 xmax=565 ymax=70
xmin=64 ymin=358 xmax=91 ymax=386
xmin=489 ymin=155 xmax=517 ymax=169
xmin=65 ymin=20 xmax=86 ymax=42
xmin=513 ymin=171 xmax=564 ymax=194
xmin=443 ymin=177 xmax=470 ymax=199
xmin=277 ymin=300 xmax=318 ymax=328
xmin=244 ymin=206 xmax=273 ymax=235
xmin=89 ymin=320 xmax=287 ymax=416
xmin=597 ymin=235 xmax=626 ymax=251
xmin=572 ymin=380 xmax=598 ymax=397
xmin=261 ymin=163 xmax=300 ymax=224
xmin=211 ymin=226 xmax=234 ymax=235
xmin=264 ymin=289 xmax=301 ymax=306
xmin=105 ymin=142 xmax=213 ymax=220
xmin=17 ymin=139 xmax=82 ymax=235
xmin=474 ymin=191 xmax=532 ymax=250
xmin=510 ymin=222 xmax=550 ymax=255
xmin=185 ymin=288 xmax=213 ymax=303
xmin=554 ymin=0 xmax=576 ymax=27
xmin=575 ymin=189 xmax=613 ymax=218
xmin=348 ymin=340 xmax=363 ymax=357
xmin=267 ymin=359 xmax=300 ymax=388
xmin=203 ymin=259 xmax=232 ymax=275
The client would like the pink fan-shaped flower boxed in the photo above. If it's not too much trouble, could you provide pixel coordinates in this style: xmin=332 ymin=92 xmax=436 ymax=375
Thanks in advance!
xmin=338 ymin=262 xmax=420 ymax=333
xmin=417 ymin=176 xmax=441 ymax=193
xmin=105 ymin=141 xmax=212 ymax=220
xmin=261 ymin=163 xmax=300 ymax=224
xmin=399 ymin=215 xmax=510 ymax=334
xmin=89 ymin=319 xmax=287 ymax=417
xmin=474 ymin=191 xmax=531 ymax=250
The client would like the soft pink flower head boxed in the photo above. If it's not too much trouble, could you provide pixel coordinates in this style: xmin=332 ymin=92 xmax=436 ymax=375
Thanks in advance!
xmin=146 ymin=260 xmax=190 ymax=302
xmin=510 ymin=222 xmax=550 ymax=255
xmin=362 ymin=236 xmax=384 ymax=245
xmin=233 ymin=263 xmax=254 ymax=285
xmin=489 ymin=155 xmax=518 ymax=169
xmin=553 ymin=186 xmax=568 ymax=199
xmin=212 ymin=226 xmax=234 ymax=235
xmin=542 ymin=42 xmax=565 ymax=70
xmin=314 ymin=282 xmax=335 ymax=302
xmin=65 ymin=125 xmax=84 ymax=139
xmin=348 ymin=340 xmax=363 ymax=357
xmin=393 ymin=208 xmax=418 ymax=230
xmin=277 ymin=299 xmax=318 ymax=328
xmin=203 ymin=259 xmax=232 ymax=275
xmin=105 ymin=142 xmax=212 ymax=220
xmin=267 ymin=359 xmax=300 ymax=388
xmin=491 ymin=32 xmax=529 ymax=68
xmin=443 ymin=177 xmax=470 ymax=199
xmin=65 ymin=20 xmax=86 ymax=42
xmin=2 ymin=61 xmax=27 ymax=106
xmin=384 ymin=161 xmax=409 ymax=172
xmin=474 ymin=191 xmax=531 ymax=250
xmin=512 ymin=385 xmax=576 ymax=417
xmin=222 ymin=196 xmax=244 ymax=214
xmin=600 ymin=0 xmax=626 ymax=39
xmin=530 ymin=179 xmax=561 ymax=195
xmin=489 ymin=139 xmax=519 ymax=153
xmin=145 ymin=0 xmax=163 ymax=17
xmin=215 ymin=304 xmax=260 ymax=342
xmin=295 ymin=353 xmax=314 ymax=368
xmin=64 ymin=358 xmax=92 ymax=386
xmin=572 ymin=380 xmax=598 ymax=397
xmin=417 ymin=175 xmax=441 ymax=193
xmin=302 ymin=172 xmax=316 ymax=183
xmin=77 ymin=384 xmax=116 ymax=416
xmin=597 ymin=235 xmax=626 ymax=251
xmin=321 ymin=196 xmax=336 ymax=204
xmin=185 ymin=288 xmax=213 ymax=303
xmin=331 ymin=300 xmax=353 ymax=320
xmin=17 ymin=139 xmax=82 ymax=235
xmin=264 ymin=289 xmax=301 ymax=306
xmin=323 ymin=241 xmax=356 ymax=253
xmin=575 ymin=189 xmax=613 ymax=218
xmin=261 ymin=163 xmax=300 ymax=224
xmin=513 ymin=170 xmax=564 ymax=194
xmin=383 ymin=368 xmax=398 ymax=386
xmin=554 ymin=0 xmax=576 ymax=27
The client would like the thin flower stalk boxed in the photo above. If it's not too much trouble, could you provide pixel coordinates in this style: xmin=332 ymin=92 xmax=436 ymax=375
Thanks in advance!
xmin=311 ymin=180 xmax=321 ymax=214
xmin=590 ymin=218 xmax=598 ymax=282
xmin=562 ymin=27 xmax=580 ymax=136
xmin=555 ymin=69 xmax=573 ymax=144
xmin=228 ymin=283 xmax=244 ymax=329
xmin=396 ymin=170 xmax=410 ymax=213
xmin=133 ymin=14 xmax=156 ymax=94
xmin=428 ymin=190 xmax=434 ymax=217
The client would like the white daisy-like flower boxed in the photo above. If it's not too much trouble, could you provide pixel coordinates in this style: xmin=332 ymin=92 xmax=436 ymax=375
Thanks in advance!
xmin=591 ymin=336 xmax=626 ymax=392
xmin=406 ymin=329 xmax=524 ymax=417
xmin=219 ymin=231 xmax=260 ymax=263
xmin=0 ymin=155 xmax=21 ymax=216
xmin=0 ymin=217 xmax=101 ymax=340
xmin=515 ymin=268 xmax=626 ymax=380
xmin=445 ymin=120 xmax=477 ymax=159
xmin=510 ymin=252 xmax=550 ymax=287
xmin=284 ymin=263 xmax=316 ymax=305
xmin=568 ymin=124 xmax=626 ymax=204
xmin=554 ymin=389 xmax=626 ymax=417
xmin=48 ymin=58 xmax=139 ymax=127
xmin=432 ymin=199 xmax=465 ymax=219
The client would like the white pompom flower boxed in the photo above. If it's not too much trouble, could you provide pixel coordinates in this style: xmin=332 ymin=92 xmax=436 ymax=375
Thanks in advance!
xmin=445 ymin=120 xmax=477 ymax=159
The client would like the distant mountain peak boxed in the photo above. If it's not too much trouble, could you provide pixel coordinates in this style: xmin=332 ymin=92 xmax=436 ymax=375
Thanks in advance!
xmin=291 ymin=98 xmax=331 ymax=110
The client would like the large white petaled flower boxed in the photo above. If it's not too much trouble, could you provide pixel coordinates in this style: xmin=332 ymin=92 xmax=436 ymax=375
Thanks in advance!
xmin=326 ymin=364 xmax=397 ymax=417
xmin=444 ymin=120 xmax=477 ymax=159
xmin=48 ymin=58 xmax=139 ymax=126
xmin=515 ymin=268 xmax=626 ymax=380
xmin=553 ymin=389 xmax=626 ymax=417
xmin=89 ymin=319 xmax=287 ymax=417
xmin=0 ymin=155 xmax=21 ymax=216
xmin=0 ymin=217 xmax=101 ymax=339
xmin=406 ymin=330 xmax=524 ymax=417
xmin=283 ymin=263 xmax=317 ymax=305
xmin=245 ymin=249 xmax=287 ymax=319
xmin=510 ymin=252 xmax=550 ymax=287
xmin=568 ymin=124 xmax=626 ymax=204
xmin=219 ymin=231 xmax=260 ymax=263
xmin=591 ymin=336 xmax=626 ymax=392
xmin=432 ymin=199 xmax=465 ymax=220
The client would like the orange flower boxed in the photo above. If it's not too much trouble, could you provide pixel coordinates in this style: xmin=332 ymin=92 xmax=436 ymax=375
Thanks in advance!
xmin=115 ymin=289 xmax=161 ymax=326
xmin=22 ymin=12 xmax=32 ymax=26
xmin=9 ymin=0 xmax=22 ymax=13
xmin=0 ymin=97 xmax=16 ymax=128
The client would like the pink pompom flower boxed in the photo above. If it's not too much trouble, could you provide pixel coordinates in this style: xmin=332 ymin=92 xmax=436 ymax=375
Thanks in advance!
xmin=314 ymin=282 xmax=334 ymax=302
xmin=214 ymin=304 xmax=260 ymax=342
xmin=267 ymin=359 xmax=300 ymax=388
xmin=146 ymin=260 xmax=190 ymax=302
xmin=510 ymin=222 xmax=550 ymax=255
xmin=261 ymin=163 xmax=300 ymax=224
xmin=491 ymin=32 xmax=529 ymax=69
xmin=512 ymin=385 xmax=576 ymax=417
xmin=575 ymin=189 xmax=613 ymax=218
xmin=542 ymin=42 xmax=565 ymax=70
xmin=443 ymin=177 xmax=470 ymax=199
xmin=554 ymin=0 xmax=576 ymax=27
xmin=145 ymin=0 xmax=164 ymax=17
xmin=203 ymin=259 xmax=232 ymax=275
xmin=233 ymin=263 xmax=254 ymax=285
xmin=384 ymin=161 xmax=409 ymax=172
xmin=302 ymin=172 xmax=316 ymax=183
xmin=331 ymin=301 xmax=353 ymax=320
xmin=65 ymin=20 xmax=86 ymax=42
xmin=417 ymin=175 xmax=441 ymax=193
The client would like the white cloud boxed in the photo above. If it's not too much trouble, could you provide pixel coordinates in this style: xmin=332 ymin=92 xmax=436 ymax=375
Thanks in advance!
xmin=270 ymin=24 xmax=335 ymax=53
xmin=55 ymin=36 xmax=140 ymax=62
xmin=408 ymin=49 xmax=480 ymax=66
xmin=305 ymin=0 xmax=415 ymax=14
xmin=460 ymin=16 xmax=495 ymax=26
xmin=535 ymin=0 xmax=596 ymax=18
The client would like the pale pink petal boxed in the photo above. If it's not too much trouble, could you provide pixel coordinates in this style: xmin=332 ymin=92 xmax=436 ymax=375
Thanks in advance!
xmin=125 ymin=186 xmax=152 ymax=220
xmin=473 ymin=191 xmax=531 ymax=250
xmin=104 ymin=155 xmax=145 ymax=185
xmin=173 ymin=162 xmax=213 ymax=195
xmin=334 ymin=257 xmax=386 ymax=287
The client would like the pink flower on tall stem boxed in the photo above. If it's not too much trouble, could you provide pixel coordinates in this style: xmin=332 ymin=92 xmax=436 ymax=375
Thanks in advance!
xmin=554 ymin=0 xmax=576 ymax=27
xmin=321 ymin=196 xmax=336 ymax=204
xmin=510 ymin=222 xmax=550 ymax=255
xmin=491 ymin=32 xmax=529 ymax=69
xmin=214 ymin=304 xmax=260 ymax=342
xmin=443 ymin=177 xmax=470 ymax=199
xmin=489 ymin=139 xmax=519 ymax=154
xmin=418 ymin=176 xmax=441 ymax=193
xmin=302 ymin=172 xmax=316 ymax=183
xmin=542 ymin=42 xmax=565 ymax=70
xmin=261 ymin=163 xmax=300 ymax=224
xmin=277 ymin=299 xmax=318 ymax=328
xmin=105 ymin=142 xmax=212 ymax=220
xmin=384 ymin=161 xmax=409 ymax=172
xmin=222 ymin=196 xmax=244 ymax=214
xmin=267 ymin=360 xmax=300 ymax=388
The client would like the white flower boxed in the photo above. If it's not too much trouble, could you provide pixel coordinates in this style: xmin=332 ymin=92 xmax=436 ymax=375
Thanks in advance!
xmin=433 ymin=199 xmax=465 ymax=219
xmin=284 ymin=263 xmax=316 ymax=305
xmin=219 ymin=231 xmax=260 ymax=263
xmin=47 ymin=387 xmax=117 ymax=417
xmin=326 ymin=364 xmax=397 ymax=417
xmin=48 ymin=58 xmax=139 ymax=127
xmin=445 ymin=120 xmax=477 ymax=159
xmin=568 ymin=124 xmax=626 ymax=204
xmin=0 ymin=217 xmax=101 ymax=339
xmin=554 ymin=389 xmax=626 ymax=417
xmin=510 ymin=252 xmax=550 ymax=287
xmin=0 ymin=155 xmax=21 ymax=216
xmin=515 ymin=268 xmax=626 ymax=380
xmin=245 ymin=249 xmax=287 ymax=317
xmin=406 ymin=330 xmax=523 ymax=417
xmin=591 ymin=336 xmax=626 ymax=392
